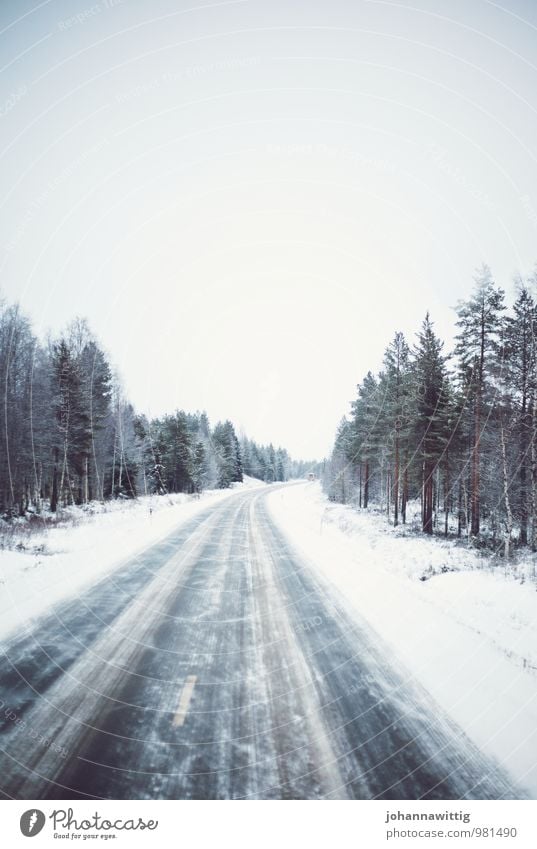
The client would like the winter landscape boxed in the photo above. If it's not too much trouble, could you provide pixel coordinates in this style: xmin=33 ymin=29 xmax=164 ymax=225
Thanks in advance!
xmin=1 ymin=0 xmax=537 ymax=805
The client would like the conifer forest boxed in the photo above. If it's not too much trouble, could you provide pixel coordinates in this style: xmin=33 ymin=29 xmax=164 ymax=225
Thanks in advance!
xmin=323 ymin=266 xmax=537 ymax=556
xmin=0 ymin=294 xmax=309 ymax=519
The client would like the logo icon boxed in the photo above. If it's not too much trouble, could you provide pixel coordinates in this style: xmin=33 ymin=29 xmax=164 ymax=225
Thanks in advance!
xmin=20 ymin=810 xmax=45 ymax=837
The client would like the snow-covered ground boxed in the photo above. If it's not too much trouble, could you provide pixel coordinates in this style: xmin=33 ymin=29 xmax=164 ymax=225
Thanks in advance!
xmin=0 ymin=477 xmax=263 ymax=643
xmin=267 ymin=482 xmax=537 ymax=798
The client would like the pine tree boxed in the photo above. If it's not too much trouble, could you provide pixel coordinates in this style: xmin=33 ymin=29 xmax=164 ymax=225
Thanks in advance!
xmin=455 ymin=266 xmax=505 ymax=537
xmin=0 ymin=303 xmax=36 ymax=515
xmin=72 ymin=328 xmax=112 ymax=503
xmin=213 ymin=421 xmax=243 ymax=488
xmin=326 ymin=417 xmax=353 ymax=502
xmin=50 ymin=338 xmax=82 ymax=510
xmin=413 ymin=314 xmax=449 ymax=534
xmin=191 ymin=441 xmax=206 ymax=494
xmin=381 ymin=332 xmax=412 ymax=525
xmin=503 ymin=284 xmax=537 ymax=545
xmin=349 ymin=371 xmax=382 ymax=508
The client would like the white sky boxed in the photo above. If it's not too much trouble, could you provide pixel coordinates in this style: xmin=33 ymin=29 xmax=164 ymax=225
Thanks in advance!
xmin=2 ymin=0 xmax=537 ymax=458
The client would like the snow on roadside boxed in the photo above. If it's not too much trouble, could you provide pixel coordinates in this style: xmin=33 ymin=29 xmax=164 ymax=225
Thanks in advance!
xmin=0 ymin=477 xmax=263 ymax=644
xmin=267 ymin=482 xmax=537 ymax=798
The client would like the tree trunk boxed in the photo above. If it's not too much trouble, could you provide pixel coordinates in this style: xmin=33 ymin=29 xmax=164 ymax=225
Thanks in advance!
xmin=471 ymin=393 xmax=481 ymax=536
xmin=35 ymin=461 xmax=43 ymax=513
xmin=519 ymin=385 xmax=529 ymax=545
xmin=500 ymin=414 xmax=513 ymax=559
xmin=531 ymin=395 xmax=537 ymax=551
xmin=423 ymin=460 xmax=434 ymax=534
xmin=118 ymin=448 xmax=123 ymax=496
xmin=393 ymin=434 xmax=399 ymax=526
xmin=59 ymin=434 xmax=71 ymax=506
xmin=434 ymin=465 xmax=440 ymax=530
xmin=379 ymin=464 xmax=384 ymax=511
xmin=457 ymin=479 xmax=462 ymax=538
xmin=520 ymin=460 xmax=528 ymax=545
xmin=444 ymin=452 xmax=449 ymax=537
xmin=111 ymin=431 xmax=116 ymax=497
xmin=363 ymin=460 xmax=369 ymax=508
xmin=401 ymin=461 xmax=408 ymax=524
xmin=83 ymin=454 xmax=89 ymax=504
xmin=51 ymin=447 xmax=59 ymax=512
xmin=519 ymin=345 xmax=529 ymax=545
xmin=87 ymin=453 xmax=93 ymax=502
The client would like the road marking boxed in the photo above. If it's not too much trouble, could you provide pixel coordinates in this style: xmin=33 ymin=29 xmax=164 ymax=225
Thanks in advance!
xmin=173 ymin=675 xmax=197 ymax=727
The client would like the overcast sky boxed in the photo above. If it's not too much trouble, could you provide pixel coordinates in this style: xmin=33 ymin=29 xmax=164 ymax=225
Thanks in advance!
xmin=1 ymin=0 xmax=537 ymax=458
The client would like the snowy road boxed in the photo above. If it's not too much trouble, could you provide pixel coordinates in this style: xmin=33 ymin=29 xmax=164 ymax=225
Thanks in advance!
xmin=0 ymin=484 xmax=519 ymax=799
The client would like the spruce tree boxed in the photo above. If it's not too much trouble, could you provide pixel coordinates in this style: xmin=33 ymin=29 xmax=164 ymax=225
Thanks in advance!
xmin=455 ymin=266 xmax=505 ymax=537
xmin=381 ymin=332 xmax=412 ymax=525
xmin=413 ymin=314 xmax=449 ymax=534
xmin=503 ymin=284 xmax=537 ymax=545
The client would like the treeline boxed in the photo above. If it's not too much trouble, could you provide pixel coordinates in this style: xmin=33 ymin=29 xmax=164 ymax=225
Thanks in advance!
xmin=323 ymin=265 xmax=537 ymax=555
xmin=0 ymin=295 xmax=303 ymax=518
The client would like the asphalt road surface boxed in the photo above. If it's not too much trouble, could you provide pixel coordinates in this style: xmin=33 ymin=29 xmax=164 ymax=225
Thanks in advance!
xmin=0 ymin=484 xmax=520 ymax=799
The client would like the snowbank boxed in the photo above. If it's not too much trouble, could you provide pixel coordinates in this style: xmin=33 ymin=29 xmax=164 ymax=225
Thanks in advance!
xmin=267 ymin=482 xmax=537 ymax=798
xmin=0 ymin=477 xmax=263 ymax=643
